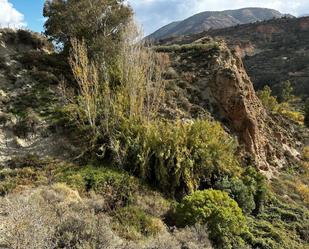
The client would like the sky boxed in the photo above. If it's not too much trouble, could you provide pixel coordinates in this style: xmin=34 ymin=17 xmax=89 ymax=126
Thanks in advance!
xmin=1 ymin=0 xmax=309 ymax=35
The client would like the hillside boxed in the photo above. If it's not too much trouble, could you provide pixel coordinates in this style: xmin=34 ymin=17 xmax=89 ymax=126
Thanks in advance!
xmin=0 ymin=29 xmax=79 ymax=165
xmin=0 ymin=28 xmax=308 ymax=249
xmin=0 ymin=29 xmax=214 ymax=249
xmin=157 ymin=16 xmax=309 ymax=99
xmin=156 ymin=41 xmax=308 ymax=178
xmin=148 ymin=8 xmax=293 ymax=40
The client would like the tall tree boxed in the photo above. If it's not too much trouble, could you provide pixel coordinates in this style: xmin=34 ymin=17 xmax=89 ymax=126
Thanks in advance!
xmin=43 ymin=0 xmax=132 ymax=61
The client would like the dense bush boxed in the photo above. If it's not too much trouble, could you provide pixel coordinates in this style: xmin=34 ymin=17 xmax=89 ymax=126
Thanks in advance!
xmin=215 ymin=167 xmax=267 ymax=214
xmin=257 ymin=85 xmax=304 ymax=124
xmin=257 ymin=86 xmax=279 ymax=112
xmin=110 ymin=118 xmax=241 ymax=198
xmin=279 ymin=80 xmax=294 ymax=103
xmin=174 ymin=189 xmax=248 ymax=249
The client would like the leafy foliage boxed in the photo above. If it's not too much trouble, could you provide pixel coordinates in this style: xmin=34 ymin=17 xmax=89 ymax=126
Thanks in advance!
xmin=257 ymin=86 xmax=279 ymax=112
xmin=111 ymin=119 xmax=241 ymax=197
xmin=215 ymin=167 xmax=267 ymax=214
xmin=257 ymin=85 xmax=304 ymax=124
xmin=174 ymin=189 xmax=248 ymax=249
xmin=43 ymin=0 xmax=132 ymax=61
xmin=154 ymin=43 xmax=220 ymax=53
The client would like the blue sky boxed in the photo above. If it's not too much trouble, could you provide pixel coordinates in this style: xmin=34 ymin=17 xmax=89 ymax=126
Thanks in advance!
xmin=1 ymin=0 xmax=309 ymax=35
xmin=10 ymin=0 xmax=45 ymax=31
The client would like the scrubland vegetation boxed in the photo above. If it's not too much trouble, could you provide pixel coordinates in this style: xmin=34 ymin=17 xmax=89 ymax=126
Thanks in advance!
xmin=257 ymin=82 xmax=306 ymax=125
xmin=0 ymin=1 xmax=308 ymax=249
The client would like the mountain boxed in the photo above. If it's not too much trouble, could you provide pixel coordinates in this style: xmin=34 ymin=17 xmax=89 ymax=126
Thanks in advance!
xmin=148 ymin=7 xmax=294 ymax=40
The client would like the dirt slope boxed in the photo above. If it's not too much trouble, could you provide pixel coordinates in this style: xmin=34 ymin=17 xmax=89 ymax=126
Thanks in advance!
xmin=0 ymin=29 xmax=76 ymax=166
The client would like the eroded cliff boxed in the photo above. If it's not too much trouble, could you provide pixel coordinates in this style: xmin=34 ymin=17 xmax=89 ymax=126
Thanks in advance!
xmin=157 ymin=41 xmax=303 ymax=178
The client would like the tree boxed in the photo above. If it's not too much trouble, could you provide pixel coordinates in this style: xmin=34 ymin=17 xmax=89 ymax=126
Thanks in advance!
xmin=280 ymin=80 xmax=294 ymax=103
xmin=305 ymin=98 xmax=309 ymax=127
xmin=43 ymin=0 xmax=132 ymax=61
xmin=257 ymin=85 xmax=279 ymax=112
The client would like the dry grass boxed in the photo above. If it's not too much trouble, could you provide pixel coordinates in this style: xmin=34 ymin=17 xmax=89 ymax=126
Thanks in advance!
xmin=0 ymin=184 xmax=123 ymax=249
xmin=295 ymin=180 xmax=309 ymax=204
xmin=0 ymin=184 xmax=213 ymax=249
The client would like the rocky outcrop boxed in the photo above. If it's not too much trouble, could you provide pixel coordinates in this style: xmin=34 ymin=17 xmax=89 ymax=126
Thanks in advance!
xmin=163 ymin=41 xmax=301 ymax=178
xmin=207 ymin=46 xmax=270 ymax=168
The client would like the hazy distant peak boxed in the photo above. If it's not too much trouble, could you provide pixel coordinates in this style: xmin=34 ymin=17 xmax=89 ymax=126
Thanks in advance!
xmin=148 ymin=7 xmax=294 ymax=40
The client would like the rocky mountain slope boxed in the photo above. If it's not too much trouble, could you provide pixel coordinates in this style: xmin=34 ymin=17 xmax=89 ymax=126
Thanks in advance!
xmin=148 ymin=8 xmax=293 ymax=40
xmin=156 ymin=41 xmax=306 ymax=179
xmin=158 ymin=16 xmax=309 ymax=98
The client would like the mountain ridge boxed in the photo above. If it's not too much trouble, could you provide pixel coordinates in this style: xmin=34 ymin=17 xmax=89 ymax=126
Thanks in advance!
xmin=148 ymin=7 xmax=294 ymax=40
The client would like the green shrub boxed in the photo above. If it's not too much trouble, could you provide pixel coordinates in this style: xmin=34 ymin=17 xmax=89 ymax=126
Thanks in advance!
xmin=257 ymin=86 xmax=279 ymax=112
xmin=242 ymin=167 xmax=268 ymax=215
xmin=174 ymin=189 xmax=248 ymax=249
xmin=215 ymin=167 xmax=267 ymax=215
xmin=279 ymin=80 xmax=294 ymax=103
xmin=112 ymin=206 xmax=164 ymax=240
xmin=215 ymin=177 xmax=256 ymax=214
xmin=55 ymin=165 xmax=139 ymax=209
xmin=111 ymin=119 xmax=241 ymax=197
xmin=257 ymin=85 xmax=304 ymax=124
